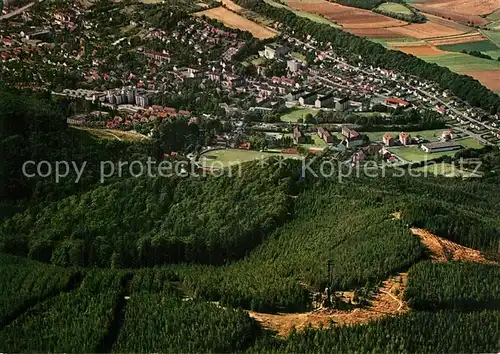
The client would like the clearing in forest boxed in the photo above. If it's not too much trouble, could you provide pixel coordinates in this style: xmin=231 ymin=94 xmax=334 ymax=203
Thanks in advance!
xmin=248 ymin=273 xmax=408 ymax=337
xmin=248 ymin=220 xmax=497 ymax=337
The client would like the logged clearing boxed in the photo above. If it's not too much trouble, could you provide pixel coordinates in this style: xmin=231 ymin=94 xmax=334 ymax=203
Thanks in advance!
xmin=460 ymin=71 xmax=500 ymax=92
xmin=71 ymin=126 xmax=149 ymax=141
xmin=287 ymin=0 xmax=407 ymax=29
xmin=246 ymin=218 xmax=497 ymax=337
xmin=248 ymin=273 xmax=408 ymax=337
xmin=411 ymin=227 xmax=497 ymax=264
xmin=194 ymin=7 xmax=277 ymax=38
xmin=388 ymin=21 xmax=465 ymax=39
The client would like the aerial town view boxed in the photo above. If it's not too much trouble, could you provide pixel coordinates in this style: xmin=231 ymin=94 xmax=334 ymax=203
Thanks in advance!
xmin=0 ymin=0 xmax=499 ymax=352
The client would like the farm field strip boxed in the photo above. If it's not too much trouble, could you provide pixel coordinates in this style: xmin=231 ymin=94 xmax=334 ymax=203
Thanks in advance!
xmin=193 ymin=7 xmax=277 ymax=39
xmin=286 ymin=0 xmax=408 ymax=29
xmin=264 ymin=0 xmax=341 ymax=27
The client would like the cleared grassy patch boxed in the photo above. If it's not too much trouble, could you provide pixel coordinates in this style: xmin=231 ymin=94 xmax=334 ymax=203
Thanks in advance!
xmin=280 ymin=108 xmax=319 ymax=123
xmin=199 ymin=149 xmax=301 ymax=167
xmin=291 ymin=51 xmax=307 ymax=61
xmin=376 ymin=2 xmax=413 ymax=16
xmin=71 ymin=126 xmax=149 ymax=142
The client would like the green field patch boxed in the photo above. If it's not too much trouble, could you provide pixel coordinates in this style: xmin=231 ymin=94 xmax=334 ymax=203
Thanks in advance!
xmin=280 ymin=108 xmax=319 ymax=122
xmin=250 ymin=57 xmax=266 ymax=66
xmin=421 ymin=53 xmax=500 ymax=72
xmin=438 ymin=39 xmax=499 ymax=53
xmin=376 ymin=2 xmax=413 ymax=15
xmin=387 ymin=146 xmax=457 ymax=162
xmin=487 ymin=9 xmax=500 ymax=21
xmin=455 ymin=137 xmax=484 ymax=149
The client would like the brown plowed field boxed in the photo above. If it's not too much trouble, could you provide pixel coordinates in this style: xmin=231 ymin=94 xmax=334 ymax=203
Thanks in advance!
xmin=415 ymin=5 xmax=489 ymax=26
xmin=415 ymin=0 xmax=498 ymax=16
xmin=461 ymin=71 xmax=500 ymax=92
xmin=389 ymin=43 xmax=449 ymax=56
xmin=288 ymin=0 xmax=407 ymax=29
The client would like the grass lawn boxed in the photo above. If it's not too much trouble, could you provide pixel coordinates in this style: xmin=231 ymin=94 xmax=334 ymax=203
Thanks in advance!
xmin=421 ymin=53 xmax=500 ymax=71
xmin=198 ymin=149 xmax=301 ymax=167
xmin=376 ymin=2 xmax=413 ymax=15
xmin=455 ymin=137 xmax=483 ymax=149
xmin=264 ymin=0 xmax=340 ymax=27
xmin=291 ymin=51 xmax=307 ymax=62
xmin=438 ymin=39 xmax=498 ymax=53
xmin=251 ymin=57 xmax=266 ymax=66
xmin=363 ymin=129 xmax=444 ymax=143
xmin=387 ymin=146 xmax=457 ymax=162
xmin=280 ymin=108 xmax=319 ymax=123
xmin=300 ymin=134 xmax=328 ymax=150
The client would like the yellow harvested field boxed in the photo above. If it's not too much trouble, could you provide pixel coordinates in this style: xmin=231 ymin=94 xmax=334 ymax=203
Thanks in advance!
xmin=387 ymin=22 xmax=465 ymax=39
xmin=427 ymin=33 xmax=486 ymax=46
xmin=194 ymin=7 xmax=277 ymax=39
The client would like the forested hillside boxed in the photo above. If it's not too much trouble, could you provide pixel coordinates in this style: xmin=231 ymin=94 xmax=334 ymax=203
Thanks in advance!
xmin=405 ymin=262 xmax=500 ymax=310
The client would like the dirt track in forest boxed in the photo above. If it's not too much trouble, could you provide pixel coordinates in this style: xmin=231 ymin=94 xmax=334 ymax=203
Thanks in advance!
xmin=247 ymin=215 xmax=497 ymax=336
xmin=248 ymin=273 xmax=408 ymax=337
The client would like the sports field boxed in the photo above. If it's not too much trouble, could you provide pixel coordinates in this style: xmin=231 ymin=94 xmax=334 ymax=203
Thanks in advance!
xmin=199 ymin=149 xmax=301 ymax=167
xmin=387 ymin=146 xmax=458 ymax=162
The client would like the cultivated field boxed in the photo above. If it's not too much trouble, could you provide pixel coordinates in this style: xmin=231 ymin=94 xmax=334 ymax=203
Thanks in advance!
xmin=193 ymin=7 xmax=277 ymax=39
xmin=412 ymin=0 xmax=496 ymax=26
xmin=390 ymin=43 xmax=449 ymax=56
xmin=461 ymin=71 xmax=500 ymax=91
xmin=287 ymin=0 xmax=407 ymax=29
xmin=438 ymin=39 xmax=498 ymax=52
xmin=265 ymin=0 xmax=340 ymax=27
xmin=427 ymin=33 xmax=487 ymax=46
xmin=387 ymin=22 xmax=465 ymax=39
